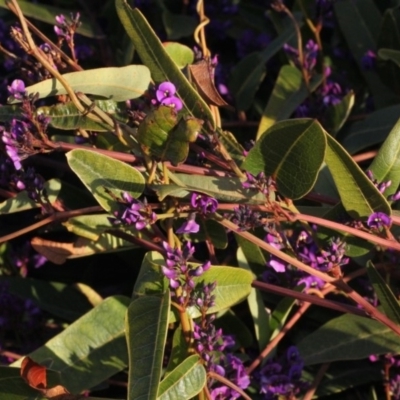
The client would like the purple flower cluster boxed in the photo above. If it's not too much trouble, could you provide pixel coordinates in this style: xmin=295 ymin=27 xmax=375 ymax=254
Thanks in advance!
xmin=191 ymin=282 xmax=250 ymax=398
xmin=366 ymin=169 xmax=400 ymax=202
xmin=370 ymin=354 xmax=400 ymax=399
xmin=12 ymin=167 xmax=46 ymax=202
xmin=176 ymin=212 xmax=200 ymax=234
xmin=361 ymin=50 xmax=377 ymax=71
xmin=264 ymin=229 xmax=349 ymax=290
xmin=109 ymin=192 xmax=156 ymax=229
xmin=284 ymin=39 xmax=319 ymax=74
xmin=242 ymin=171 xmax=276 ymax=196
xmin=153 ymin=81 xmax=183 ymax=111
xmin=54 ymin=13 xmax=81 ymax=42
xmin=258 ymin=346 xmax=308 ymax=398
xmin=7 ymin=79 xmax=26 ymax=101
xmin=162 ymin=241 xmax=211 ymax=306
xmin=230 ymin=204 xmax=263 ymax=231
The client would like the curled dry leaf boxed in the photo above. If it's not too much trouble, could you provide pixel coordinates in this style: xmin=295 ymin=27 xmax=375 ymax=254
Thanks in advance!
xmin=20 ymin=356 xmax=81 ymax=399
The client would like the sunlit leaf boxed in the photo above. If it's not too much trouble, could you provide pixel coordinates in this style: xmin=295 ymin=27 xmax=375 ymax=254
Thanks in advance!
xmin=163 ymin=42 xmax=194 ymax=69
xmin=66 ymin=149 xmax=145 ymax=212
xmin=242 ymin=119 xmax=326 ymax=199
xmin=137 ymin=106 xmax=203 ymax=166
xmin=157 ymin=355 xmax=206 ymax=400
xmin=14 ymin=65 xmax=151 ymax=103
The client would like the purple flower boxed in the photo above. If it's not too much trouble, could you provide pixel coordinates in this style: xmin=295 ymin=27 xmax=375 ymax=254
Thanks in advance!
xmin=7 ymin=79 xmax=26 ymax=100
xmin=110 ymin=192 xmax=156 ymax=229
xmin=156 ymin=81 xmax=177 ymax=101
xmin=361 ymin=50 xmax=377 ymax=70
xmin=367 ymin=212 xmax=392 ymax=230
xmin=191 ymin=193 xmax=218 ymax=214
xmin=176 ymin=213 xmax=200 ymax=234
xmin=231 ymin=204 xmax=262 ymax=231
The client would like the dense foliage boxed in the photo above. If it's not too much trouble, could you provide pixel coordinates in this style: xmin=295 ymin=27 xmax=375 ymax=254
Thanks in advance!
xmin=2 ymin=0 xmax=400 ymax=399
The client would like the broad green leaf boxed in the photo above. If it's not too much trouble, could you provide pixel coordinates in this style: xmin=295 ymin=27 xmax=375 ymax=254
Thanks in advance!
xmin=2 ymin=277 xmax=92 ymax=321
xmin=368 ymin=117 xmax=400 ymax=199
xmin=16 ymin=65 xmax=151 ymax=103
xmin=134 ymin=251 xmax=253 ymax=320
xmin=63 ymin=214 xmax=114 ymax=241
xmin=37 ymin=100 xmax=128 ymax=131
xmin=366 ymin=261 xmax=400 ymax=325
xmin=162 ymin=11 xmax=197 ymax=40
xmin=242 ymin=119 xmax=327 ymax=200
xmin=256 ymin=67 xmax=323 ymax=139
xmin=229 ymin=20 xmax=300 ymax=112
xmin=324 ymin=134 xmax=391 ymax=219
xmin=163 ymin=42 xmax=195 ymax=69
xmin=156 ymin=173 xmax=270 ymax=204
xmin=0 ymin=179 xmax=61 ymax=214
xmin=0 ymin=366 xmax=45 ymax=400
xmin=334 ymin=0 xmax=393 ymax=107
xmin=237 ymin=246 xmax=270 ymax=350
xmin=229 ymin=52 xmax=266 ymax=111
xmin=66 ymin=149 xmax=145 ymax=212
xmin=31 ymin=233 xmax=137 ymax=265
xmin=341 ymin=104 xmax=400 ymax=154
xmin=235 ymin=234 xmax=267 ymax=277
xmin=297 ymin=312 xmax=400 ymax=365
xmin=137 ymin=106 xmax=203 ymax=165
xmin=115 ymin=2 xmax=214 ymax=127
xmin=324 ymin=91 xmax=355 ymax=135
xmin=0 ymin=0 xmax=104 ymax=39
xmin=12 ymin=296 xmax=130 ymax=394
xmin=126 ymin=291 xmax=170 ymax=400
xmin=157 ymin=355 xmax=206 ymax=400
xmin=183 ymin=218 xmax=228 ymax=250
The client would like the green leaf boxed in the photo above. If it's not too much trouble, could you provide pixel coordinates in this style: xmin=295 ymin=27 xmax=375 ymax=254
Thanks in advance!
xmin=297 ymin=312 xmax=400 ymax=365
xmin=341 ymin=104 xmax=400 ymax=154
xmin=158 ymin=355 xmax=206 ymax=400
xmin=12 ymin=296 xmax=130 ymax=394
xmin=163 ymin=42 xmax=195 ymax=69
xmin=368 ymin=117 xmax=400 ymax=199
xmin=256 ymin=66 xmax=323 ymax=139
xmin=366 ymin=261 xmax=400 ymax=325
xmin=334 ymin=0 xmax=393 ymax=107
xmin=2 ymin=277 xmax=92 ymax=321
xmin=0 ymin=366 xmax=44 ymax=400
xmin=66 ymin=149 xmax=145 ymax=212
xmin=126 ymin=291 xmax=170 ymax=400
xmin=137 ymin=106 xmax=203 ymax=165
xmin=154 ymin=173 xmax=268 ymax=204
xmin=0 ymin=0 xmax=104 ymax=39
xmin=324 ymin=134 xmax=391 ymax=219
xmin=378 ymin=48 xmax=400 ymax=67
xmin=0 ymin=179 xmax=61 ymax=214
xmin=242 ymin=119 xmax=327 ymax=200
xmin=229 ymin=21 xmax=300 ymax=112
xmin=16 ymin=65 xmax=151 ymax=103
xmin=115 ymin=2 xmax=214 ymax=127
xmin=162 ymin=11 xmax=197 ymax=40
xmin=63 ymin=214 xmax=114 ymax=241
xmin=37 ymin=100 xmax=128 ymax=131
xmin=324 ymin=91 xmax=355 ymax=135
